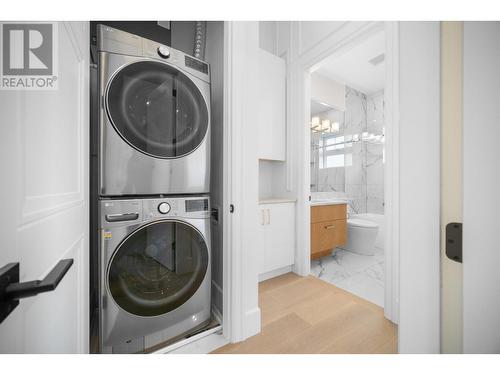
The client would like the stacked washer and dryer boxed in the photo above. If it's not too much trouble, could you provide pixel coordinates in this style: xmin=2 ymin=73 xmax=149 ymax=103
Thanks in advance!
xmin=96 ymin=25 xmax=212 ymax=353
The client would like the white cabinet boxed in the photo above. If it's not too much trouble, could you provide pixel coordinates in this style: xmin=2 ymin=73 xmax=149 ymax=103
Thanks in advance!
xmin=258 ymin=202 xmax=295 ymax=276
xmin=258 ymin=49 xmax=286 ymax=161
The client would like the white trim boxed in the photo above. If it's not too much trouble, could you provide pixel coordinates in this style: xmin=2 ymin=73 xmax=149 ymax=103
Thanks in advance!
xmin=397 ymin=22 xmax=440 ymax=353
xmin=258 ymin=265 xmax=293 ymax=282
xmin=152 ymin=326 xmax=225 ymax=354
xmin=383 ymin=21 xmax=400 ymax=324
xmin=222 ymin=21 xmax=261 ymax=344
xmin=290 ymin=21 xmax=400 ymax=328
xmin=222 ymin=20 xmax=235 ymax=344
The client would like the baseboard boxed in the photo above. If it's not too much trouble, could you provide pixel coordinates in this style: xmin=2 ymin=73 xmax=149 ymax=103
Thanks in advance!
xmin=244 ymin=307 xmax=261 ymax=339
xmin=258 ymin=265 xmax=293 ymax=282
xmin=152 ymin=325 xmax=225 ymax=354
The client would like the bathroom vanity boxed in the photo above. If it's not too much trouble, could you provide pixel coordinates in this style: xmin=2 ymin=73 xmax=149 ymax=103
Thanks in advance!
xmin=310 ymin=202 xmax=347 ymax=259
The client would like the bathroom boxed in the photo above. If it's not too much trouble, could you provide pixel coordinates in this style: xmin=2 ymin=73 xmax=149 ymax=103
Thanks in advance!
xmin=308 ymin=29 xmax=386 ymax=307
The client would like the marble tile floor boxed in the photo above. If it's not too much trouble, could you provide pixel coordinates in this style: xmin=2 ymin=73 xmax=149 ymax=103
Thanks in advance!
xmin=311 ymin=246 xmax=384 ymax=307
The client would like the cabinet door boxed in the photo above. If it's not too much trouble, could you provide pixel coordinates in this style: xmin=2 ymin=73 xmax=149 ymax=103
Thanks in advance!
xmin=258 ymin=49 xmax=286 ymax=161
xmin=311 ymin=219 xmax=347 ymax=259
xmin=263 ymin=203 xmax=295 ymax=272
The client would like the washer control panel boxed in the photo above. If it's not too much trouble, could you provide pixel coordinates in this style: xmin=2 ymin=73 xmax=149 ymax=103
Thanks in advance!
xmin=157 ymin=201 xmax=171 ymax=214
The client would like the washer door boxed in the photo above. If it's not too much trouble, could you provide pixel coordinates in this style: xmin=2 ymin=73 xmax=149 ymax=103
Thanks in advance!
xmin=108 ymin=221 xmax=209 ymax=317
xmin=106 ymin=60 xmax=209 ymax=158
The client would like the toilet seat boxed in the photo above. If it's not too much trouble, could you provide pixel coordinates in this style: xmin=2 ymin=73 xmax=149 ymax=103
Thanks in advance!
xmin=348 ymin=218 xmax=378 ymax=229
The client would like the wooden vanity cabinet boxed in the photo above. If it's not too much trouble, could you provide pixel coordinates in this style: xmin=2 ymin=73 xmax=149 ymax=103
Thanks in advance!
xmin=310 ymin=204 xmax=347 ymax=259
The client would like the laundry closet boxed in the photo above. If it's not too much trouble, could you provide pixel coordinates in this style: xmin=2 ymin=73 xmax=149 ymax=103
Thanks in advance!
xmin=89 ymin=21 xmax=225 ymax=353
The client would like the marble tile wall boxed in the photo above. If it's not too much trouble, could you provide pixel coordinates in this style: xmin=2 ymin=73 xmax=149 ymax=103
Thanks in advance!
xmin=311 ymin=87 xmax=385 ymax=214
xmin=366 ymin=91 xmax=385 ymax=214
xmin=344 ymin=87 xmax=368 ymax=213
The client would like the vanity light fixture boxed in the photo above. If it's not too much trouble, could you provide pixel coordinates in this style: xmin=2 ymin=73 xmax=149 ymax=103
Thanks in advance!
xmin=332 ymin=121 xmax=340 ymax=133
xmin=321 ymin=119 xmax=331 ymax=132
xmin=311 ymin=116 xmax=320 ymax=129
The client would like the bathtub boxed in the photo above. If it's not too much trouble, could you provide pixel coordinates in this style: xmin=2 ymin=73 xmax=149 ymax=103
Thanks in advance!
xmin=350 ymin=213 xmax=384 ymax=249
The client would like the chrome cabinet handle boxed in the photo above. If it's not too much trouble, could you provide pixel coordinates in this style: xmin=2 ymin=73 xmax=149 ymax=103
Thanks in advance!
xmin=324 ymin=225 xmax=336 ymax=230
xmin=105 ymin=213 xmax=139 ymax=222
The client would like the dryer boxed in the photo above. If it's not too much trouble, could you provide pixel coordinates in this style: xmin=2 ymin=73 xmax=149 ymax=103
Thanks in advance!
xmin=99 ymin=196 xmax=211 ymax=353
xmin=97 ymin=25 xmax=211 ymax=196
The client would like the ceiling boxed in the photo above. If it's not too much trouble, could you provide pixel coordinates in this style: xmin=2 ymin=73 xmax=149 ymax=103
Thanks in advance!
xmin=315 ymin=30 xmax=385 ymax=95
xmin=310 ymin=100 xmax=334 ymax=116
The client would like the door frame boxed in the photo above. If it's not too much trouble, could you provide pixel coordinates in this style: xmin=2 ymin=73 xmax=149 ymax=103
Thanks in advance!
xmin=222 ymin=21 xmax=441 ymax=352
xmin=222 ymin=21 xmax=261 ymax=343
xmin=290 ymin=21 xmax=400 ymax=324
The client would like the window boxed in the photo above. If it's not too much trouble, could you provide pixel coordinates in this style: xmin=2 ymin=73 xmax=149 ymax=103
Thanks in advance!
xmin=318 ymin=134 xmax=352 ymax=169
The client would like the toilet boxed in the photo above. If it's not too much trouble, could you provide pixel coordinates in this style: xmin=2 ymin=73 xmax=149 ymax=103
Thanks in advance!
xmin=343 ymin=218 xmax=379 ymax=256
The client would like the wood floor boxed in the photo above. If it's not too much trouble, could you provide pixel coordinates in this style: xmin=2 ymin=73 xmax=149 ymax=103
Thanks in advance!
xmin=212 ymin=273 xmax=397 ymax=354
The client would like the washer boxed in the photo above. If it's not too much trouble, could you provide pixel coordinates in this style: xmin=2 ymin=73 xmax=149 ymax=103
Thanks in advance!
xmin=97 ymin=25 xmax=211 ymax=196
xmin=99 ymin=196 xmax=211 ymax=353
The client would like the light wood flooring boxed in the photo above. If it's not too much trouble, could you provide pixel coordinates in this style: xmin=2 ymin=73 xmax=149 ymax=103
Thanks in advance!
xmin=212 ymin=273 xmax=397 ymax=354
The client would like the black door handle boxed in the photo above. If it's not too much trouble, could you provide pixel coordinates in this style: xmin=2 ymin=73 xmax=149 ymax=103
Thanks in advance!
xmin=0 ymin=259 xmax=73 ymax=324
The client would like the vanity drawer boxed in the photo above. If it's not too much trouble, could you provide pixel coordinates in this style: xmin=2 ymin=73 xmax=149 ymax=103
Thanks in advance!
xmin=311 ymin=219 xmax=347 ymax=259
xmin=311 ymin=204 xmax=347 ymax=223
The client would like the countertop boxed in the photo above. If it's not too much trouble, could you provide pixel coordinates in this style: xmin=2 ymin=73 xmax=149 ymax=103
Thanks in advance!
xmin=259 ymin=198 xmax=297 ymax=204
xmin=258 ymin=198 xmax=349 ymax=206
xmin=309 ymin=199 xmax=350 ymax=207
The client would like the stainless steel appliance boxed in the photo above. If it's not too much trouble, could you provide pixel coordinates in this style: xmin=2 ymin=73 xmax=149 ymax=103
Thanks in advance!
xmin=98 ymin=25 xmax=211 ymax=196
xmin=99 ymin=196 xmax=211 ymax=353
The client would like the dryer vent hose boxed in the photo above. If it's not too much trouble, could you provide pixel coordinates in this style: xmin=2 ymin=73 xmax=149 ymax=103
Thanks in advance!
xmin=193 ymin=21 xmax=206 ymax=60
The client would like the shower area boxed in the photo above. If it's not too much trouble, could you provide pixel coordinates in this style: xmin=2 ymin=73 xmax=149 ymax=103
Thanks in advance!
xmin=310 ymin=86 xmax=385 ymax=215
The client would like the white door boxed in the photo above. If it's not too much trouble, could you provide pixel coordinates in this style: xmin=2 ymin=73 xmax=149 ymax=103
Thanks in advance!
xmin=263 ymin=203 xmax=295 ymax=273
xmin=440 ymin=21 xmax=464 ymax=354
xmin=463 ymin=21 xmax=500 ymax=353
xmin=0 ymin=21 xmax=89 ymax=353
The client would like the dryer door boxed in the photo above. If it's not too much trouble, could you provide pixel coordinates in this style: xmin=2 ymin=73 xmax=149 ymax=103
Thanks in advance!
xmin=107 ymin=220 xmax=209 ymax=317
xmin=106 ymin=60 xmax=209 ymax=159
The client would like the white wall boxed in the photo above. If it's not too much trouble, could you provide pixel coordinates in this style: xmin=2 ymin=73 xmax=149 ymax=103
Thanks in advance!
xmin=398 ymin=22 xmax=440 ymax=353
xmin=258 ymin=160 xmax=289 ymax=200
xmin=259 ymin=21 xmax=277 ymax=55
xmin=463 ymin=21 xmax=500 ymax=354
xmin=298 ymin=22 xmax=346 ymax=55
xmin=310 ymin=72 xmax=346 ymax=111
